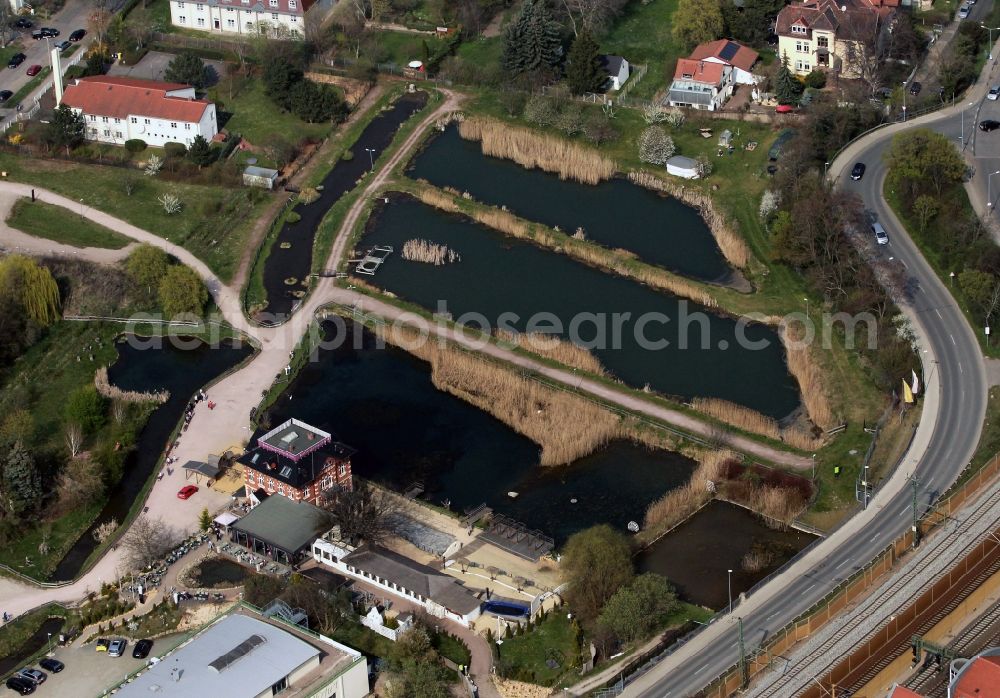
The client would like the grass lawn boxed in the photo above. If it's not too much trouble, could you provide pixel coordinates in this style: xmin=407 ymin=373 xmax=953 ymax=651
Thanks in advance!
xmin=208 ymin=80 xmax=333 ymax=151
xmin=602 ymin=0 xmax=682 ymax=100
xmin=497 ymin=612 xmax=579 ymax=686
xmin=0 ymin=151 xmax=267 ymax=282
xmin=971 ymin=385 xmax=1000 ymax=469
xmin=369 ymin=29 xmax=450 ymax=66
xmin=456 ymin=35 xmax=503 ymax=66
xmin=10 ymin=67 xmax=51 ymax=108
xmin=7 ymin=197 xmax=132 ymax=249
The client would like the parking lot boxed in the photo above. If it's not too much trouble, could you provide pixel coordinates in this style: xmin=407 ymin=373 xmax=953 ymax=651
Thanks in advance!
xmin=25 ymin=634 xmax=185 ymax=697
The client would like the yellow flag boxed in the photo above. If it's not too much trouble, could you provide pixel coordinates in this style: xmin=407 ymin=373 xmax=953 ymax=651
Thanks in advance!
xmin=902 ymin=379 xmax=914 ymax=404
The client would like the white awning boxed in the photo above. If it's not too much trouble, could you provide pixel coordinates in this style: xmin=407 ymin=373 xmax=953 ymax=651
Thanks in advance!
xmin=214 ymin=512 xmax=240 ymax=527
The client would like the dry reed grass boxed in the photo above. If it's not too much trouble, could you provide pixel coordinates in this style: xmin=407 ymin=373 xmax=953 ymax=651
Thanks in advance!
xmin=411 ymin=186 xmax=719 ymax=308
xmin=780 ymin=324 xmax=836 ymax=431
xmin=691 ymin=397 xmax=823 ymax=451
xmin=628 ymin=171 xmax=751 ymax=270
xmin=644 ymin=449 xmax=736 ymax=533
xmin=375 ymin=323 xmax=622 ymax=465
xmin=401 ymin=238 xmax=461 ymax=265
xmin=459 ymin=116 xmax=616 ymax=185
xmin=494 ymin=328 xmax=606 ymax=375
xmin=95 ymin=367 xmax=169 ymax=403
xmin=741 ymin=547 xmax=775 ymax=573
xmin=724 ymin=483 xmax=809 ymax=530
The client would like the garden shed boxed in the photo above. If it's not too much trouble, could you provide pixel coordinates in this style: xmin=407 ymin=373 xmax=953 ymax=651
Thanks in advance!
xmin=666 ymin=156 xmax=700 ymax=179
xmin=243 ymin=166 xmax=279 ymax=190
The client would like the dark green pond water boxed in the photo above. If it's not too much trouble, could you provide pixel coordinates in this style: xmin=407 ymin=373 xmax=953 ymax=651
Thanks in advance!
xmin=408 ymin=126 xmax=733 ymax=283
xmin=265 ymin=322 xmax=696 ymax=544
xmin=353 ymin=196 xmax=800 ymax=419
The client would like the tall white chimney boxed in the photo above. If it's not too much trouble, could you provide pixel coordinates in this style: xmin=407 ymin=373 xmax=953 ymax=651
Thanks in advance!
xmin=50 ymin=47 xmax=63 ymax=106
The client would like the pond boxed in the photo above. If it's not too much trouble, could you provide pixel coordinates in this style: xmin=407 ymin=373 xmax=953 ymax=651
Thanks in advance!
xmin=186 ymin=557 xmax=248 ymax=588
xmin=0 ymin=617 xmax=64 ymax=676
xmin=49 ymin=336 xmax=253 ymax=582
xmin=353 ymin=196 xmax=800 ymax=419
xmin=262 ymin=91 xmax=429 ymax=318
xmin=408 ymin=126 xmax=735 ymax=284
xmin=636 ymin=500 xmax=816 ymax=609
xmin=264 ymin=322 xmax=696 ymax=545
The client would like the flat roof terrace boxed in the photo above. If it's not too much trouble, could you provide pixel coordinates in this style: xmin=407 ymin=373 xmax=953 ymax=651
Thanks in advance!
xmin=259 ymin=418 xmax=332 ymax=461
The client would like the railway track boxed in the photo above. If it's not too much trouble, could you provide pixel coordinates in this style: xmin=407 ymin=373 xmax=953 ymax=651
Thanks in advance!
xmin=748 ymin=477 xmax=1000 ymax=698
xmin=903 ymin=597 xmax=1000 ymax=696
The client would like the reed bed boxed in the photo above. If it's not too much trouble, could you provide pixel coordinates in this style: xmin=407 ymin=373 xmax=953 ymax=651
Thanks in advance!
xmin=401 ymin=238 xmax=461 ymax=265
xmin=644 ymin=449 xmax=736 ymax=534
xmin=691 ymin=396 xmax=823 ymax=451
xmin=458 ymin=116 xmax=616 ymax=185
xmin=375 ymin=323 xmax=622 ymax=465
xmin=494 ymin=328 xmax=606 ymax=375
xmin=628 ymin=170 xmax=751 ymax=270
xmin=411 ymin=186 xmax=718 ymax=308
xmin=95 ymin=367 xmax=169 ymax=403
xmin=781 ymin=324 xmax=836 ymax=430
xmin=723 ymin=481 xmax=810 ymax=530
xmin=741 ymin=547 xmax=775 ymax=573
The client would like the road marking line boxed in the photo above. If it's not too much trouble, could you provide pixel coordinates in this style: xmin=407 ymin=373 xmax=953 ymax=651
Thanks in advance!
xmin=951 ymin=334 xmax=957 ymax=345
xmin=695 ymin=663 xmax=709 ymax=674
xmin=871 ymin=534 xmax=880 ymax=542
xmin=959 ymin=362 xmax=964 ymax=374
xmin=935 ymin=309 xmax=943 ymax=319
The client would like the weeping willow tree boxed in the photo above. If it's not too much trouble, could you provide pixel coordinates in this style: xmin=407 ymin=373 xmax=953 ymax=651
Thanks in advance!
xmin=0 ymin=255 xmax=61 ymax=326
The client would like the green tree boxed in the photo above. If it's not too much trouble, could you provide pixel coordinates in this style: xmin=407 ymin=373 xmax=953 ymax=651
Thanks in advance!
xmin=187 ymin=135 xmax=215 ymax=167
xmin=263 ymin=58 xmax=304 ymax=109
xmin=887 ymin=129 xmax=967 ymax=198
xmin=199 ymin=507 xmax=212 ymax=531
xmin=722 ymin=0 xmax=784 ymax=46
xmin=672 ymin=0 xmax=724 ymax=52
xmin=126 ymin=245 xmax=169 ymax=293
xmin=164 ymin=52 xmax=210 ymax=89
xmin=0 ymin=410 xmax=34 ymax=445
xmin=3 ymin=443 xmax=42 ymax=519
xmin=386 ymin=626 xmax=452 ymax=698
xmin=501 ymin=0 xmax=563 ymax=76
xmin=565 ymin=31 xmax=604 ymax=95
xmin=45 ymin=104 xmax=86 ymax=154
xmin=0 ymin=255 xmax=60 ymax=326
xmin=913 ymin=194 xmax=940 ymax=232
xmin=775 ymin=53 xmax=802 ymax=106
xmin=959 ymin=269 xmax=1000 ymax=320
xmin=288 ymin=81 xmax=348 ymax=123
xmin=561 ymin=524 xmax=634 ymax=623
xmin=84 ymin=51 xmax=107 ymax=77
xmin=158 ymin=265 xmax=208 ymax=317
xmin=66 ymin=386 xmax=108 ymax=435
xmin=598 ymin=573 xmax=678 ymax=643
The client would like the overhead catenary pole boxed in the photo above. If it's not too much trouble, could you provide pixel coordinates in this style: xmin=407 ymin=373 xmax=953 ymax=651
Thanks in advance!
xmin=912 ymin=476 xmax=922 ymax=548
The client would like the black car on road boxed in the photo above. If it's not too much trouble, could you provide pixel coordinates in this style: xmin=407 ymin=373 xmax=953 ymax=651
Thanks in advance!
xmin=132 ymin=639 xmax=154 ymax=659
xmin=38 ymin=658 xmax=64 ymax=673
xmin=0 ymin=91 xmax=14 ymax=103
xmin=4 ymin=676 xmax=34 ymax=695
xmin=851 ymin=162 xmax=866 ymax=180
xmin=13 ymin=18 xmax=32 ymax=29
xmin=7 ymin=52 xmax=25 ymax=69
xmin=981 ymin=119 xmax=1000 ymax=132
xmin=69 ymin=29 xmax=85 ymax=41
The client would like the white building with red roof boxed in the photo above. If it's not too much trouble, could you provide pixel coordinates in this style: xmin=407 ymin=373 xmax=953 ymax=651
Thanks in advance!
xmin=666 ymin=58 xmax=734 ymax=111
xmin=169 ymin=0 xmax=320 ymax=38
xmin=60 ymin=76 xmax=218 ymax=148
xmin=688 ymin=39 xmax=760 ymax=85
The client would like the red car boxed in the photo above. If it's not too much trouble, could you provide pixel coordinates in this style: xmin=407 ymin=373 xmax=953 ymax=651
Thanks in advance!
xmin=25 ymin=64 xmax=41 ymax=76
xmin=177 ymin=485 xmax=198 ymax=499
xmin=775 ymin=104 xmax=796 ymax=114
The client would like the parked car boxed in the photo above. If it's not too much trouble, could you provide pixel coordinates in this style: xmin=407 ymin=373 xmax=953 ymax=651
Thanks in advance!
xmin=108 ymin=639 xmax=127 ymax=657
xmin=68 ymin=28 xmax=85 ymax=42
xmin=4 ymin=677 xmax=34 ymax=695
xmin=0 ymin=90 xmax=14 ymax=103
xmin=990 ymin=85 xmax=1000 ymax=100
xmin=959 ymin=3 xmax=971 ymax=18
xmin=95 ymin=638 xmax=110 ymax=652
xmin=55 ymin=40 xmax=71 ymax=51
xmin=15 ymin=669 xmax=45 ymax=685
xmin=7 ymin=52 xmax=25 ymax=69
xmin=13 ymin=18 xmax=32 ymax=29
xmin=132 ymin=639 xmax=154 ymax=659
xmin=40 ymin=27 xmax=59 ymax=37
xmin=38 ymin=658 xmax=64 ymax=673
xmin=871 ymin=222 xmax=889 ymax=245
xmin=980 ymin=119 xmax=1000 ymax=131
xmin=25 ymin=64 xmax=41 ymax=76
xmin=30 ymin=29 xmax=43 ymax=39
xmin=851 ymin=162 xmax=866 ymax=181
xmin=775 ymin=104 xmax=795 ymax=113
xmin=177 ymin=485 xmax=198 ymax=499
xmin=908 ymin=81 xmax=922 ymax=96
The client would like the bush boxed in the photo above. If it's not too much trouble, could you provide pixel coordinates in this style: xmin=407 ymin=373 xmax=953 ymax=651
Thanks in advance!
xmin=124 ymin=139 xmax=147 ymax=154
xmin=163 ymin=142 xmax=187 ymax=159
xmin=286 ymin=210 xmax=301 ymax=223
xmin=803 ymin=70 xmax=826 ymax=89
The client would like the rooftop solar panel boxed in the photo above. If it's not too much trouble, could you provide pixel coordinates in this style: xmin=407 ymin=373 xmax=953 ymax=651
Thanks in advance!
xmin=719 ymin=41 xmax=740 ymax=61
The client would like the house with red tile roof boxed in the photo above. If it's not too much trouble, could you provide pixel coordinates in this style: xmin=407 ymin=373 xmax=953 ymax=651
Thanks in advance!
xmin=61 ymin=76 xmax=218 ymax=148
xmin=776 ymin=0 xmax=897 ymax=77
xmin=949 ymin=648 xmax=1000 ymax=698
xmin=689 ymin=40 xmax=760 ymax=85
xmin=169 ymin=0 xmax=325 ymax=38
xmin=666 ymin=58 xmax=734 ymax=111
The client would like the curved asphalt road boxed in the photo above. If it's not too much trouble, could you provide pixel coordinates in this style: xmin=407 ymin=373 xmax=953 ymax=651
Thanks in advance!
xmin=622 ymin=77 xmax=990 ymax=698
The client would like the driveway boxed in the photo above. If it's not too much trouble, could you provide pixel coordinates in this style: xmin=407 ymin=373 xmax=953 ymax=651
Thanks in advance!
xmin=107 ymin=50 xmax=227 ymax=86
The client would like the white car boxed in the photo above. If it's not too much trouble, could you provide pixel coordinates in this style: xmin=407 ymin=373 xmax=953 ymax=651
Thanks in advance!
xmin=872 ymin=222 xmax=889 ymax=245
xmin=959 ymin=3 xmax=971 ymax=18
xmin=989 ymin=85 xmax=1000 ymax=100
